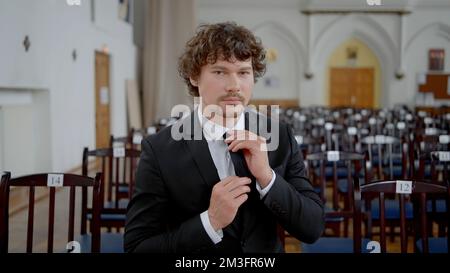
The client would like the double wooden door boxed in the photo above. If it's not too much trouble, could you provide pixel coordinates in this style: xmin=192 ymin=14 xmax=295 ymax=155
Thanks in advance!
xmin=329 ymin=68 xmax=374 ymax=108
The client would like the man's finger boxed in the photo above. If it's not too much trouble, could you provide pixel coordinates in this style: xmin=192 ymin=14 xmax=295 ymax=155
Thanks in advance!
xmin=227 ymin=139 xmax=247 ymax=151
xmin=224 ymin=177 xmax=251 ymax=191
xmin=230 ymin=185 xmax=251 ymax=198
xmin=218 ymin=176 xmax=238 ymax=187
xmin=234 ymin=193 xmax=249 ymax=207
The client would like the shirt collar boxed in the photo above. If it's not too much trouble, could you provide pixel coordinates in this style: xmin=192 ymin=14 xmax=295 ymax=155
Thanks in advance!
xmin=197 ymin=105 xmax=245 ymax=141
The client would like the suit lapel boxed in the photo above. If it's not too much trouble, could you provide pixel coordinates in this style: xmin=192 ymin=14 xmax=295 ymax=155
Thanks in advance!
xmin=182 ymin=111 xmax=221 ymax=189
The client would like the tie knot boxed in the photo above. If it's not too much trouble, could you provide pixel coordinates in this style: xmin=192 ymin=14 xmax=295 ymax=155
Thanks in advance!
xmin=223 ymin=132 xmax=230 ymax=141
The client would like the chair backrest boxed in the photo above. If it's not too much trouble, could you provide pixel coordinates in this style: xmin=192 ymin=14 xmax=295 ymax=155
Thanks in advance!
xmin=361 ymin=135 xmax=407 ymax=180
xmin=81 ymin=147 xmax=140 ymax=233
xmin=82 ymin=147 xmax=141 ymax=206
xmin=0 ymin=172 xmax=102 ymax=253
xmin=419 ymin=151 xmax=450 ymax=182
xmin=306 ymin=151 xmax=365 ymax=211
xmin=353 ymin=178 xmax=450 ymax=253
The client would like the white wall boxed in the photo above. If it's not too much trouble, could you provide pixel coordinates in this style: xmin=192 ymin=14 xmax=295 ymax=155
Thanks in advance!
xmin=0 ymin=90 xmax=51 ymax=177
xmin=0 ymin=107 xmax=3 ymax=171
xmin=0 ymin=0 xmax=136 ymax=173
xmin=197 ymin=0 xmax=307 ymax=103
xmin=2 ymin=105 xmax=34 ymax=176
xmin=196 ymin=0 xmax=450 ymax=108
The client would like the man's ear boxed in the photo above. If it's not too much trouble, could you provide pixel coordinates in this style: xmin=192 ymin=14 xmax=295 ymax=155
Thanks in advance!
xmin=189 ymin=77 xmax=198 ymax=87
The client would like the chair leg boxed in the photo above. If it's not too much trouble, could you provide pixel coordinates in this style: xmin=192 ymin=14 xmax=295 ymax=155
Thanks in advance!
xmin=389 ymin=222 xmax=396 ymax=243
xmin=344 ymin=218 xmax=349 ymax=237
xmin=438 ymin=222 xmax=445 ymax=237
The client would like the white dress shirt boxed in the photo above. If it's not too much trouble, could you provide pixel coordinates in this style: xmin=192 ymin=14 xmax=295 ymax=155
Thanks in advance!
xmin=197 ymin=107 xmax=276 ymax=244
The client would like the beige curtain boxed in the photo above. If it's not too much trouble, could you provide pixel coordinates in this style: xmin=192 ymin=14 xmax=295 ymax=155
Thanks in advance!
xmin=142 ymin=0 xmax=196 ymax=126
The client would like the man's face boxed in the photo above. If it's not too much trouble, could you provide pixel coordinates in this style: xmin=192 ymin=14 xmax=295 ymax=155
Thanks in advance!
xmin=191 ymin=58 xmax=254 ymax=119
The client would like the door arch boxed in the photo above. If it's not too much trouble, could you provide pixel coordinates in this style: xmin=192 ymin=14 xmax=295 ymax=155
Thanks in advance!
xmin=327 ymin=38 xmax=381 ymax=108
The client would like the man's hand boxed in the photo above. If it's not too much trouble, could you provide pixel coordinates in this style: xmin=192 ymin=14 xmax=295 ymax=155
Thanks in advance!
xmin=225 ymin=130 xmax=273 ymax=188
xmin=208 ymin=176 xmax=251 ymax=231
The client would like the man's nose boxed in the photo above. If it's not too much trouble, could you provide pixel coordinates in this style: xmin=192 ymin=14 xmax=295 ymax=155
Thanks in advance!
xmin=226 ymin=74 xmax=240 ymax=93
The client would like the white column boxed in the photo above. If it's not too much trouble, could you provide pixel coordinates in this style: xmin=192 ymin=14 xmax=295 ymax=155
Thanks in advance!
xmin=305 ymin=13 xmax=314 ymax=79
xmin=396 ymin=13 xmax=406 ymax=79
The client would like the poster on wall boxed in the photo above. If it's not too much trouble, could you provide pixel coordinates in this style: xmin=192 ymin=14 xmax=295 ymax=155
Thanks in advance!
xmin=429 ymin=49 xmax=445 ymax=71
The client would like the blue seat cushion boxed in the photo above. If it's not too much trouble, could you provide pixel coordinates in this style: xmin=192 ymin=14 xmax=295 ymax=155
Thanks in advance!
xmin=77 ymin=233 xmax=124 ymax=253
xmin=369 ymin=199 xmax=413 ymax=220
xmin=87 ymin=213 xmax=126 ymax=221
xmin=337 ymin=174 xmax=365 ymax=193
xmin=118 ymin=185 xmax=129 ymax=193
xmin=416 ymin=238 xmax=448 ymax=253
xmin=372 ymin=154 xmax=402 ymax=166
xmin=314 ymin=167 xmax=351 ymax=179
xmin=382 ymin=166 xmax=404 ymax=179
xmin=426 ymin=199 xmax=447 ymax=213
xmin=104 ymin=199 xmax=129 ymax=209
xmin=301 ymin=238 xmax=372 ymax=253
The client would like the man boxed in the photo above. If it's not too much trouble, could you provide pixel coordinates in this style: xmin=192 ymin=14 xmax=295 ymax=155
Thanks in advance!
xmin=125 ymin=22 xmax=324 ymax=253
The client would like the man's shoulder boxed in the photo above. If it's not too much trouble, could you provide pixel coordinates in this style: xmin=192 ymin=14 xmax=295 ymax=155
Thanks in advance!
xmin=142 ymin=124 xmax=180 ymax=149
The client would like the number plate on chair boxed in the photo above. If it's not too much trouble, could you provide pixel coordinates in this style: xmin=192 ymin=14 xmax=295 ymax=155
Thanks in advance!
xmin=47 ymin=174 xmax=64 ymax=187
xmin=396 ymin=180 xmax=412 ymax=194
xmin=113 ymin=147 xmax=125 ymax=158
xmin=327 ymin=151 xmax=340 ymax=162
xmin=397 ymin=122 xmax=405 ymax=130
xmin=439 ymin=135 xmax=450 ymax=144
xmin=425 ymin=128 xmax=438 ymax=135
xmin=132 ymin=133 xmax=143 ymax=145
xmin=347 ymin=127 xmax=357 ymax=135
xmin=438 ymin=151 xmax=450 ymax=162
xmin=147 ymin=126 xmax=157 ymax=135
xmin=424 ymin=117 xmax=433 ymax=125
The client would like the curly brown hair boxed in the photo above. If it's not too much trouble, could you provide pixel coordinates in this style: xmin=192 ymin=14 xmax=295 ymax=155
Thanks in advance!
xmin=178 ymin=22 xmax=266 ymax=97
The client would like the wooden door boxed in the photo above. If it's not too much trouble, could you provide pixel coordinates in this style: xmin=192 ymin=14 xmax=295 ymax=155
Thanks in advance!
xmin=330 ymin=68 xmax=374 ymax=108
xmin=95 ymin=51 xmax=111 ymax=149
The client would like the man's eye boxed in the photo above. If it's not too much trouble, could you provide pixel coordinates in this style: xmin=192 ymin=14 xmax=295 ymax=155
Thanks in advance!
xmin=213 ymin=71 xmax=224 ymax=75
xmin=239 ymin=71 xmax=250 ymax=75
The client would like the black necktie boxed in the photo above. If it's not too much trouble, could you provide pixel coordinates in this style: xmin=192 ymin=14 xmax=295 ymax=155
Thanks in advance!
xmin=223 ymin=132 xmax=254 ymax=179
xmin=223 ymin=133 xmax=255 ymax=240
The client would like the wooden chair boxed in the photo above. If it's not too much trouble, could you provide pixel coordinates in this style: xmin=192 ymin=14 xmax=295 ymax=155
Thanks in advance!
xmin=81 ymin=147 xmax=140 ymax=232
xmin=354 ymin=178 xmax=450 ymax=253
xmin=0 ymin=172 xmax=102 ymax=253
xmin=305 ymin=151 xmax=366 ymax=237
xmin=301 ymin=173 xmax=370 ymax=253
xmin=418 ymin=151 xmax=449 ymax=238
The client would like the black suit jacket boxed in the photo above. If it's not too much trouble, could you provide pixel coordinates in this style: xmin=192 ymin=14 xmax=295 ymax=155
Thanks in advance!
xmin=124 ymin=110 xmax=324 ymax=253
